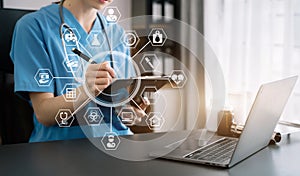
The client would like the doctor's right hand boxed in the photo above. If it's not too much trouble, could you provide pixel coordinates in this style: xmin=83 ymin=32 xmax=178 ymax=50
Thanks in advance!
xmin=85 ymin=61 xmax=115 ymax=96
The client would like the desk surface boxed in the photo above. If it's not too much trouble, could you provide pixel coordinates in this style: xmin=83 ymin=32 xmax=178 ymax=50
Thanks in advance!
xmin=0 ymin=130 xmax=300 ymax=176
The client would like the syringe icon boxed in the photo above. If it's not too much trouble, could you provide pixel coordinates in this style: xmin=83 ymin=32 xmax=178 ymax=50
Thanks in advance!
xmin=145 ymin=57 xmax=155 ymax=70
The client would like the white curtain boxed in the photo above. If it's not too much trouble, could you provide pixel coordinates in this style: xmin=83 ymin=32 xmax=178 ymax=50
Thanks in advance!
xmin=204 ymin=0 xmax=300 ymax=125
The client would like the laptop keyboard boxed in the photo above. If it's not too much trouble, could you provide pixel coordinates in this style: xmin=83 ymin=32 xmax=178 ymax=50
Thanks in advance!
xmin=184 ymin=137 xmax=237 ymax=163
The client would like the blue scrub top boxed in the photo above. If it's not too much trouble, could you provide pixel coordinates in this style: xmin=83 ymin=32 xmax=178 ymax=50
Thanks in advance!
xmin=10 ymin=4 xmax=135 ymax=142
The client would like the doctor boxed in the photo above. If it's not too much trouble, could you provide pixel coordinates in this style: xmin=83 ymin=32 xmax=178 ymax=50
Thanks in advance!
xmin=10 ymin=0 xmax=148 ymax=142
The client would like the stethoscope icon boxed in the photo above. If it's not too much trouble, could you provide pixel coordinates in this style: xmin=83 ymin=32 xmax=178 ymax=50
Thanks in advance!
xmin=59 ymin=111 xmax=69 ymax=125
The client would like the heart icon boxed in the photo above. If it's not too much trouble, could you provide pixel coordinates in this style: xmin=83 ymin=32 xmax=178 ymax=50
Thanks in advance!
xmin=171 ymin=74 xmax=185 ymax=85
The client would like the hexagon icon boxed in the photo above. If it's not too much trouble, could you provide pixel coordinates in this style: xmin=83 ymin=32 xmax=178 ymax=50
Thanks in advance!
xmin=140 ymin=86 xmax=159 ymax=105
xmin=63 ymin=28 xmax=81 ymax=46
xmin=62 ymin=54 xmax=80 ymax=73
xmin=61 ymin=83 xmax=81 ymax=102
xmin=117 ymin=107 xmax=137 ymax=126
xmin=121 ymin=30 xmax=140 ymax=48
xmin=55 ymin=109 xmax=75 ymax=127
xmin=86 ymin=30 xmax=105 ymax=48
xmin=146 ymin=112 xmax=165 ymax=130
xmin=84 ymin=107 xmax=104 ymax=126
xmin=101 ymin=132 xmax=120 ymax=151
xmin=34 ymin=68 xmax=54 ymax=87
xmin=103 ymin=6 xmax=121 ymax=23
xmin=140 ymin=54 xmax=160 ymax=72
xmin=148 ymin=28 xmax=167 ymax=46
xmin=169 ymin=70 xmax=187 ymax=88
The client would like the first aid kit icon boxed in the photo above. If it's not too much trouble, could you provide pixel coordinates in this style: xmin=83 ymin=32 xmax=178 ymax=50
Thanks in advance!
xmin=153 ymin=30 xmax=163 ymax=44
xmin=148 ymin=28 xmax=167 ymax=46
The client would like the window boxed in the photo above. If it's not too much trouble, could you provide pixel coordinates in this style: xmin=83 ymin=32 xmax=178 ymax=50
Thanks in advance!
xmin=204 ymin=0 xmax=300 ymax=125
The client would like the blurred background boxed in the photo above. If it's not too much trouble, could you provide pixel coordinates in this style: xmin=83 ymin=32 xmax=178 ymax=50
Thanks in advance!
xmin=1 ymin=0 xmax=300 ymax=144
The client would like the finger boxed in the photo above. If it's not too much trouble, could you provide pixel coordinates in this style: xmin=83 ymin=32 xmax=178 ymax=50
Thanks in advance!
xmin=87 ymin=62 xmax=116 ymax=78
xmin=139 ymin=97 xmax=150 ymax=110
xmin=86 ymin=75 xmax=112 ymax=85
xmin=134 ymin=107 xmax=147 ymax=118
xmin=86 ymin=78 xmax=112 ymax=92
xmin=86 ymin=70 xmax=113 ymax=79
xmin=98 ymin=62 xmax=116 ymax=78
xmin=94 ymin=78 xmax=112 ymax=85
xmin=95 ymin=85 xmax=110 ymax=92
xmin=134 ymin=116 xmax=142 ymax=124
xmin=85 ymin=84 xmax=106 ymax=96
xmin=87 ymin=64 xmax=102 ymax=71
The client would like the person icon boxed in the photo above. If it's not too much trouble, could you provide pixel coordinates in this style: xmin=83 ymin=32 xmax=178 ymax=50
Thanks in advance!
xmin=106 ymin=8 xmax=118 ymax=22
xmin=106 ymin=135 xmax=116 ymax=148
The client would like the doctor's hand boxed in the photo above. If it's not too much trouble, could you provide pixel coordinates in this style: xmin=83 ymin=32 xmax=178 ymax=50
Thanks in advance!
xmin=85 ymin=61 xmax=115 ymax=96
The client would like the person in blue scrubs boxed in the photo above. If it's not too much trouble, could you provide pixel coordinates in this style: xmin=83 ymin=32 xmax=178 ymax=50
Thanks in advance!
xmin=10 ymin=0 xmax=148 ymax=143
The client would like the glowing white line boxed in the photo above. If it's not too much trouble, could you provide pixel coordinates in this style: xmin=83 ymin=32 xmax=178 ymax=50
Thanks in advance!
xmin=110 ymin=107 xmax=113 ymax=132
xmin=132 ymin=41 xmax=150 ymax=59
xmin=53 ymin=77 xmax=74 ymax=79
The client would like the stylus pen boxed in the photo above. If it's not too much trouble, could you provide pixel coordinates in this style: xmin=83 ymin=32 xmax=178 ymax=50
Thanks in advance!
xmin=72 ymin=48 xmax=97 ymax=64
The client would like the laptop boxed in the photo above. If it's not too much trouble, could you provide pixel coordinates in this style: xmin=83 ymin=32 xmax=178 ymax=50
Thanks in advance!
xmin=150 ymin=75 xmax=298 ymax=168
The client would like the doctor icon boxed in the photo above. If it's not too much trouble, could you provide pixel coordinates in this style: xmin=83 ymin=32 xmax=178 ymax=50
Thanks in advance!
xmin=106 ymin=8 xmax=118 ymax=22
xmin=101 ymin=132 xmax=121 ymax=150
xmin=106 ymin=135 xmax=116 ymax=148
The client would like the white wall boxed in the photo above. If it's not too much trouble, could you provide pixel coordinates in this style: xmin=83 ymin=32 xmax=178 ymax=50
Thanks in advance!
xmin=108 ymin=0 xmax=131 ymax=22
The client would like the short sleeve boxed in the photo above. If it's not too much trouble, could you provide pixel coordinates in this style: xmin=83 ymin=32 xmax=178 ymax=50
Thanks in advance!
xmin=10 ymin=14 xmax=55 ymax=101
